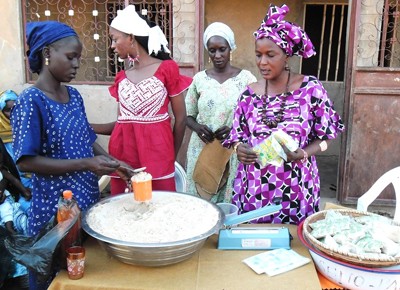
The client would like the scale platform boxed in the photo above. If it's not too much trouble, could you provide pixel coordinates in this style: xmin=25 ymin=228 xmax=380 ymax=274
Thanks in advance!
xmin=217 ymin=201 xmax=291 ymax=250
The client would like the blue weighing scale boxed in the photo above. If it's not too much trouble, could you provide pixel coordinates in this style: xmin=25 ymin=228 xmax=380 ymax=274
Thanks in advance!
xmin=217 ymin=203 xmax=291 ymax=250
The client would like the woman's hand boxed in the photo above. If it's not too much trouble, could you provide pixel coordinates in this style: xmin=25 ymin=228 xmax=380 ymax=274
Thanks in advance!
xmin=196 ymin=124 xmax=214 ymax=143
xmin=88 ymin=155 xmax=120 ymax=176
xmin=236 ymin=143 xmax=258 ymax=165
xmin=21 ymin=187 xmax=32 ymax=201
xmin=114 ymin=162 xmax=137 ymax=182
xmin=214 ymin=126 xmax=230 ymax=141
xmin=283 ymin=145 xmax=305 ymax=162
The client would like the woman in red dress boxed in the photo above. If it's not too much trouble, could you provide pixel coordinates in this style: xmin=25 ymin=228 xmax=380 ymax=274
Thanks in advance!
xmin=92 ymin=5 xmax=191 ymax=194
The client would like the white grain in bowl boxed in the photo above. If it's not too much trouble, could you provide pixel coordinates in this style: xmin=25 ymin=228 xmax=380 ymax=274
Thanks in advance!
xmin=86 ymin=193 xmax=219 ymax=243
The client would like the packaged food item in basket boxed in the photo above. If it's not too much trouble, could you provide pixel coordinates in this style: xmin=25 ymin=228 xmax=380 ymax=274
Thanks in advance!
xmin=131 ymin=172 xmax=153 ymax=202
xmin=252 ymin=130 xmax=298 ymax=167
xmin=306 ymin=210 xmax=400 ymax=264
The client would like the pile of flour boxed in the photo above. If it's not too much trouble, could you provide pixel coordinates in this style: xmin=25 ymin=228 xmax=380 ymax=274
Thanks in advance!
xmin=86 ymin=194 xmax=220 ymax=243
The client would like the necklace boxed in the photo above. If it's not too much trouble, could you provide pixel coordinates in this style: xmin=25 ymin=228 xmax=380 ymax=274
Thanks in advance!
xmin=261 ymin=70 xmax=291 ymax=128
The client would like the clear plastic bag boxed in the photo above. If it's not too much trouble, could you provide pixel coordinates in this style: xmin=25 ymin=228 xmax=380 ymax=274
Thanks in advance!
xmin=4 ymin=214 xmax=77 ymax=283
xmin=253 ymin=130 xmax=298 ymax=167
xmin=0 ymin=226 xmax=13 ymax=287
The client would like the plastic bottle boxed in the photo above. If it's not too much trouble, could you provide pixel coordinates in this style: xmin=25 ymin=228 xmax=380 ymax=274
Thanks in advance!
xmin=57 ymin=190 xmax=81 ymax=269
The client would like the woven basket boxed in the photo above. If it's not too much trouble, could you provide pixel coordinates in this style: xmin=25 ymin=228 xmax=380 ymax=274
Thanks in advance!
xmin=303 ymin=209 xmax=400 ymax=268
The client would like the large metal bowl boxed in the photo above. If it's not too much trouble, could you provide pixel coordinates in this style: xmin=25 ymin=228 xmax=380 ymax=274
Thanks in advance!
xmin=82 ymin=191 xmax=224 ymax=267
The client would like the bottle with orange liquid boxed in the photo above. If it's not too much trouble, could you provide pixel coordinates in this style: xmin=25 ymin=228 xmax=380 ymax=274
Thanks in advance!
xmin=57 ymin=190 xmax=81 ymax=269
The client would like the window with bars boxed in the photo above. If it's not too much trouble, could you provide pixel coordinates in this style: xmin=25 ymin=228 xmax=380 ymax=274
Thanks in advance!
xmin=301 ymin=4 xmax=348 ymax=82
xmin=23 ymin=0 xmax=172 ymax=84
xmin=356 ymin=0 xmax=400 ymax=67
xmin=378 ymin=1 xmax=400 ymax=67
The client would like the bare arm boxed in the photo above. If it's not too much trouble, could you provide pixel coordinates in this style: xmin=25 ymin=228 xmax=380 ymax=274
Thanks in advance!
xmin=5 ymin=221 xmax=17 ymax=235
xmin=1 ymin=169 xmax=31 ymax=200
xmin=170 ymin=93 xmax=187 ymax=158
xmin=16 ymin=154 xmax=120 ymax=177
xmin=90 ymin=122 xmax=116 ymax=135
xmin=235 ymin=139 xmax=333 ymax=164
xmin=285 ymin=139 xmax=333 ymax=162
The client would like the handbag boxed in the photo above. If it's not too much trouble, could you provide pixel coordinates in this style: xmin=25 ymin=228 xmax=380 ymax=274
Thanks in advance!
xmin=192 ymin=139 xmax=232 ymax=200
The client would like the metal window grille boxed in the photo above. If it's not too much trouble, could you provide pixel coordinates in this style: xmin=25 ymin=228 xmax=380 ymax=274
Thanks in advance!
xmin=378 ymin=1 xmax=400 ymax=67
xmin=22 ymin=0 xmax=172 ymax=84
xmin=301 ymin=4 xmax=348 ymax=82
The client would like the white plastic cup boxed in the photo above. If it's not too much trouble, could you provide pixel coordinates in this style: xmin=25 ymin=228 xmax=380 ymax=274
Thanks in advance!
xmin=217 ymin=203 xmax=239 ymax=220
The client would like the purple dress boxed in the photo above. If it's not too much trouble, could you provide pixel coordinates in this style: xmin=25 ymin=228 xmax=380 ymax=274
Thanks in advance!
xmin=223 ymin=75 xmax=345 ymax=224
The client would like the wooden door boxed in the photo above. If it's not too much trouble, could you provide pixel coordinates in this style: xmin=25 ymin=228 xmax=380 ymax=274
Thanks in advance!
xmin=339 ymin=0 xmax=400 ymax=206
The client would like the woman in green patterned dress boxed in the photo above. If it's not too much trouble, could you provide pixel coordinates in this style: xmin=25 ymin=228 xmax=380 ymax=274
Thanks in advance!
xmin=185 ymin=22 xmax=256 ymax=202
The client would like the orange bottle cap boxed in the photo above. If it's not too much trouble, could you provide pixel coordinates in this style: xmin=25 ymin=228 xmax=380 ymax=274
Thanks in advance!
xmin=63 ymin=190 xmax=73 ymax=199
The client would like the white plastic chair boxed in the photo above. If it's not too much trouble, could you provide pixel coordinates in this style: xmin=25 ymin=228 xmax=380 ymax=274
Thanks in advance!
xmin=174 ymin=161 xmax=187 ymax=193
xmin=98 ymin=161 xmax=187 ymax=193
xmin=356 ymin=166 xmax=400 ymax=222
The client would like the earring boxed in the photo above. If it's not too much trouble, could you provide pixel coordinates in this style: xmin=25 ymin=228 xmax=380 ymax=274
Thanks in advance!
xmin=208 ymin=57 xmax=211 ymax=64
xmin=128 ymin=54 xmax=135 ymax=67
xmin=45 ymin=57 xmax=49 ymax=66
xmin=230 ymin=52 xmax=233 ymax=62
xmin=285 ymin=62 xmax=290 ymax=71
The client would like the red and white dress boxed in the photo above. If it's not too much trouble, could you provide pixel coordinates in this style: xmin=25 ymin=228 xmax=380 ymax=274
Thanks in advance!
xmin=108 ymin=60 xmax=192 ymax=194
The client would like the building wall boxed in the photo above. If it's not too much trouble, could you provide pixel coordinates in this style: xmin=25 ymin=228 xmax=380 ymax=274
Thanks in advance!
xmin=0 ymin=0 xmax=197 ymax=152
xmin=1 ymin=0 xmax=344 ymax=157
xmin=204 ymin=0 xmax=345 ymax=155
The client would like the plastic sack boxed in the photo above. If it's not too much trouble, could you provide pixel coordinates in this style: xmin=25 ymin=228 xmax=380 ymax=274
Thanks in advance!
xmin=0 ymin=226 xmax=13 ymax=287
xmin=4 ymin=214 xmax=77 ymax=283
xmin=253 ymin=130 xmax=298 ymax=167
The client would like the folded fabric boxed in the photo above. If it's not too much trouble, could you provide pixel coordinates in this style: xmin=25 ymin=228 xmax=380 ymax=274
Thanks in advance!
xmin=193 ymin=140 xmax=232 ymax=200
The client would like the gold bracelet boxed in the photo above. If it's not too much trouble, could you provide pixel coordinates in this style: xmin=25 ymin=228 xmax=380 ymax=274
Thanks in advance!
xmin=233 ymin=142 xmax=242 ymax=153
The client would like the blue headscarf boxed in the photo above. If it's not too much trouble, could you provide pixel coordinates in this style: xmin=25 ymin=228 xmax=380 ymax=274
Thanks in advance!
xmin=0 ymin=90 xmax=18 ymax=110
xmin=26 ymin=21 xmax=78 ymax=73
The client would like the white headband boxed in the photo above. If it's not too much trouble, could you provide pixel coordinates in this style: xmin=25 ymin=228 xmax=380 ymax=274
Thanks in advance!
xmin=110 ymin=5 xmax=170 ymax=55
xmin=203 ymin=22 xmax=237 ymax=51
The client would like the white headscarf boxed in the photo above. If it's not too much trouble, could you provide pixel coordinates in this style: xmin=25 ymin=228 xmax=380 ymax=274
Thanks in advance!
xmin=110 ymin=5 xmax=170 ymax=55
xmin=203 ymin=22 xmax=237 ymax=51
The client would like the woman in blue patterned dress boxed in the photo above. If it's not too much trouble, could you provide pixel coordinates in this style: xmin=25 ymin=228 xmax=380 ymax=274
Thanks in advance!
xmin=223 ymin=4 xmax=345 ymax=224
xmin=11 ymin=21 xmax=124 ymax=290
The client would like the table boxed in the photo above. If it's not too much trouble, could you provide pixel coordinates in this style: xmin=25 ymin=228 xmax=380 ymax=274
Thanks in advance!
xmin=49 ymin=225 xmax=322 ymax=290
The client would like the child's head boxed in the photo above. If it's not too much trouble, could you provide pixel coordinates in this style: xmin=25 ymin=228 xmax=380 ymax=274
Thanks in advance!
xmin=0 ymin=90 xmax=18 ymax=119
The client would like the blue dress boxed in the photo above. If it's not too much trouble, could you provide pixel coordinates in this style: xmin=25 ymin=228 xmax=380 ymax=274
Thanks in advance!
xmin=11 ymin=86 xmax=99 ymax=236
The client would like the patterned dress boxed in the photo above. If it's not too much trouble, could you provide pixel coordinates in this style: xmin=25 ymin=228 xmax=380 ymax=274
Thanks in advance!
xmin=11 ymin=86 xmax=99 ymax=236
xmin=223 ymin=75 xmax=345 ymax=224
xmin=108 ymin=60 xmax=192 ymax=194
xmin=185 ymin=70 xmax=256 ymax=202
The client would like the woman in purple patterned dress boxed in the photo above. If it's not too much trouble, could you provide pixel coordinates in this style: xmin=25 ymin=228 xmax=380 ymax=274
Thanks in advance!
xmin=223 ymin=4 xmax=345 ymax=224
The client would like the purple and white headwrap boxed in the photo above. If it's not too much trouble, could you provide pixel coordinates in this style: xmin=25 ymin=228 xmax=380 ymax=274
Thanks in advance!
xmin=254 ymin=4 xmax=316 ymax=58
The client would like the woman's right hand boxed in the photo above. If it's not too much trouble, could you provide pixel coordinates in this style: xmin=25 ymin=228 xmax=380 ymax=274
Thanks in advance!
xmin=236 ymin=143 xmax=258 ymax=165
xmin=88 ymin=155 xmax=120 ymax=176
xmin=196 ymin=124 xmax=214 ymax=143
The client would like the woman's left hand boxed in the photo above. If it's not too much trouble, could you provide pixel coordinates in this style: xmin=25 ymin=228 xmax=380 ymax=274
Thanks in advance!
xmin=283 ymin=145 xmax=304 ymax=162
xmin=214 ymin=126 xmax=230 ymax=141
xmin=115 ymin=161 xmax=137 ymax=182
